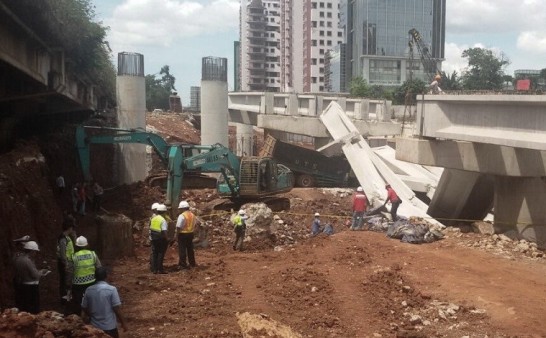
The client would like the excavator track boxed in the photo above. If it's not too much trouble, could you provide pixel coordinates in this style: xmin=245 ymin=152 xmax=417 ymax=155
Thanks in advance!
xmin=146 ymin=171 xmax=217 ymax=189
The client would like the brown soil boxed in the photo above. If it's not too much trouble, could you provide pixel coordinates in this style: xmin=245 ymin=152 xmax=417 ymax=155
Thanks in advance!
xmin=1 ymin=113 xmax=545 ymax=337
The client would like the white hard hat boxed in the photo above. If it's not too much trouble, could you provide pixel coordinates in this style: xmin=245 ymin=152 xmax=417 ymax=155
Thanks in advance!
xmin=75 ymin=236 xmax=88 ymax=247
xmin=23 ymin=241 xmax=39 ymax=251
xmin=13 ymin=235 xmax=31 ymax=242
xmin=238 ymin=209 xmax=246 ymax=215
xmin=156 ymin=204 xmax=167 ymax=212
xmin=356 ymin=186 xmax=363 ymax=192
xmin=178 ymin=201 xmax=190 ymax=209
xmin=151 ymin=202 xmax=160 ymax=211
xmin=314 ymin=212 xmax=320 ymax=217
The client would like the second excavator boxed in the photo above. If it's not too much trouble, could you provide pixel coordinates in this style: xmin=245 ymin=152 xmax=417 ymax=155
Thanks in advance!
xmin=76 ymin=125 xmax=295 ymax=211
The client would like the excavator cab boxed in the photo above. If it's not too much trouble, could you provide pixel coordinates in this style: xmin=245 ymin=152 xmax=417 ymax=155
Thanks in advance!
xmin=217 ymin=157 xmax=293 ymax=198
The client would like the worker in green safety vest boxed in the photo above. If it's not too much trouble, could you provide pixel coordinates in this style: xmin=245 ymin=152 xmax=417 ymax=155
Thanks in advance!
xmin=68 ymin=235 xmax=101 ymax=315
xmin=57 ymin=215 xmax=76 ymax=304
xmin=149 ymin=203 xmax=169 ymax=274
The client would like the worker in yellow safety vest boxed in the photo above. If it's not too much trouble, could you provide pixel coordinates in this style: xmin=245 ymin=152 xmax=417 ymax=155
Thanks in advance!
xmin=69 ymin=236 xmax=101 ymax=315
xmin=150 ymin=203 xmax=169 ymax=274
xmin=232 ymin=209 xmax=248 ymax=251
xmin=176 ymin=200 xmax=199 ymax=270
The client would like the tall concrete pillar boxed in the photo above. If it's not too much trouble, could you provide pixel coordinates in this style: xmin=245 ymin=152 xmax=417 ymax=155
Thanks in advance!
xmin=428 ymin=169 xmax=494 ymax=225
xmin=116 ymin=52 xmax=147 ymax=184
xmin=495 ymin=176 xmax=546 ymax=248
xmin=201 ymin=57 xmax=228 ymax=147
xmin=236 ymin=123 xmax=254 ymax=156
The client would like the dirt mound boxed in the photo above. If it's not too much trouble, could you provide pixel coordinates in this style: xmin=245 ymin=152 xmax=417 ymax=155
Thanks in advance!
xmin=0 ymin=309 xmax=109 ymax=337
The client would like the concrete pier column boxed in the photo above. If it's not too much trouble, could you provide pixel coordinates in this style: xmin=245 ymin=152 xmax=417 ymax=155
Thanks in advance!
xmin=428 ymin=169 xmax=494 ymax=225
xmin=201 ymin=57 xmax=228 ymax=147
xmin=116 ymin=52 xmax=147 ymax=184
xmin=236 ymin=123 xmax=254 ymax=156
xmin=495 ymin=176 xmax=546 ymax=248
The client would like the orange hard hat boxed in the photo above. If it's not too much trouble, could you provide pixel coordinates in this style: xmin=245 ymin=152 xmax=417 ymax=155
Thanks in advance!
xmin=434 ymin=74 xmax=441 ymax=80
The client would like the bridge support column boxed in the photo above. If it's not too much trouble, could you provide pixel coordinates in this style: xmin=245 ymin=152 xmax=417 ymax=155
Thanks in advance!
xmin=428 ymin=169 xmax=494 ymax=225
xmin=495 ymin=176 xmax=546 ymax=248
xmin=235 ymin=123 xmax=254 ymax=156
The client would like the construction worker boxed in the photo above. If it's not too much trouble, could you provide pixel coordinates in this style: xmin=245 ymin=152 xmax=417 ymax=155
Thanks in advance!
xmin=351 ymin=186 xmax=368 ymax=230
xmin=383 ymin=184 xmax=402 ymax=221
xmin=232 ymin=209 xmax=248 ymax=251
xmin=176 ymin=200 xmax=199 ymax=270
xmin=70 ymin=236 xmax=101 ymax=315
xmin=13 ymin=241 xmax=50 ymax=314
xmin=148 ymin=202 xmax=159 ymax=272
xmin=57 ymin=219 xmax=75 ymax=304
xmin=429 ymin=74 xmax=443 ymax=94
xmin=311 ymin=212 xmax=321 ymax=236
xmin=150 ymin=203 xmax=168 ymax=274
xmin=81 ymin=267 xmax=127 ymax=337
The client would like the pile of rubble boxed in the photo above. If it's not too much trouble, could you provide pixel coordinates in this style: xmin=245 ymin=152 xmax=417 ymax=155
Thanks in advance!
xmin=0 ymin=309 xmax=109 ymax=338
xmin=447 ymin=227 xmax=545 ymax=260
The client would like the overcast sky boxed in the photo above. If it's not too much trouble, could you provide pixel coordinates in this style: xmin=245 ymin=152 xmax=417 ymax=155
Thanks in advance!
xmin=93 ymin=0 xmax=546 ymax=104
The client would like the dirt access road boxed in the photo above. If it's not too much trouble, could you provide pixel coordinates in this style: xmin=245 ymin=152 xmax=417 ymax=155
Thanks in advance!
xmin=109 ymin=200 xmax=546 ymax=337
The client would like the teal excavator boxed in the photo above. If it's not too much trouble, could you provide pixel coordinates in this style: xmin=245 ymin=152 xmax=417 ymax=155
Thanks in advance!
xmin=76 ymin=125 xmax=295 ymax=210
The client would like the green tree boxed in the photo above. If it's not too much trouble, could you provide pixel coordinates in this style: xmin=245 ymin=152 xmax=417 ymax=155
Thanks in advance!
xmin=393 ymin=79 xmax=427 ymax=105
xmin=440 ymin=71 xmax=462 ymax=91
xmin=461 ymin=48 xmax=510 ymax=90
xmin=146 ymin=65 xmax=177 ymax=111
xmin=349 ymin=77 xmax=370 ymax=97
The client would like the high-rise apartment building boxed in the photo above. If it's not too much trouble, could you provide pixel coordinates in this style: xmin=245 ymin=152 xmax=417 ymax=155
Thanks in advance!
xmin=239 ymin=0 xmax=343 ymax=93
xmin=240 ymin=0 xmax=281 ymax=92
xmin=190 ymin=86 xmax=200 ymax=111
xmin=345 ymin=0 xmax=446 ymax=87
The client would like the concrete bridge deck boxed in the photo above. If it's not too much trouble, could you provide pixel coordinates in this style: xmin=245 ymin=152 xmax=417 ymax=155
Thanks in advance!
xmin=398 ymin=94 xmax=546 ymax=247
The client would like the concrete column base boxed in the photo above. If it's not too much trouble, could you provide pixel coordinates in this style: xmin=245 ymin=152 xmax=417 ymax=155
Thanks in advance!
xmin=236 ymin=123 xmax=254 ymax=156
xmin=96 ymin=214 xmax=134 ymax=259
xmin=428 ymin=169 xmax=494 ymax=225
xmin=495 ymin=176 xmax=546 ymax=248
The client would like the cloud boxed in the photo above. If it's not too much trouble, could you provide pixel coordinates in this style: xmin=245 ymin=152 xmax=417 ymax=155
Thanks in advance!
xmin=517 ymin=31 xmax=546 ymax=54
xmin=447 ymin=0 xmax=546 ymax=34
xmin=106 ymin=0 xmax=239 ymax=49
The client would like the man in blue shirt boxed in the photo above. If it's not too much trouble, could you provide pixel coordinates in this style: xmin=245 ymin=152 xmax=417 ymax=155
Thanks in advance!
xmin=81 ymin=267 xmax=127 ymax=337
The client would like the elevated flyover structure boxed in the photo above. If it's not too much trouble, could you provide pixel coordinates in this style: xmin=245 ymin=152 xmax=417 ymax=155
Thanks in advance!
xmin=0 ymin=3 xmax=101 ymax=149
xmin=228 ymin=92 xmax=401 ymax=153
xmin=397 ymin=94 xmax=546 ymax=247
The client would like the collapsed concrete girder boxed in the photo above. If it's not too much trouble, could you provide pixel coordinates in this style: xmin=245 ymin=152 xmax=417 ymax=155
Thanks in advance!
xmin=320 ymin=102 xmax=442 ymax=226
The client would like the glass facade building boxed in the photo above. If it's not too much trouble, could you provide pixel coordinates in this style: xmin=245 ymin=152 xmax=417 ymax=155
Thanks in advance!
xmin=346 ymin=0 xmax=445 ymax=87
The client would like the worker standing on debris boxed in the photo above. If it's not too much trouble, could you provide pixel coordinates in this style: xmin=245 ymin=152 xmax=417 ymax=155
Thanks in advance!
xmin=150 ymin=204 xmax=169 ymax=274
xmin=351 ymin=186 xmax=368 ymax=230
xmin=176 ymin=200 xmax=199 ymax=270
xmin=82 ymin=267 xmax=127 ymax=337
xmin=13 ymin=241 xmax=50 ymax=314
xmin=70 ymin=236 xmax=101 ymax=315
xmin=383 ymin=184 xmax=402 ymax=221
xmin=429 ymin=74 xmax=443 ymax=94
xmin=232 ymin=209 xmax=248 ymax=251
xmin=311 ymin=212 xmax=321 ymax=236
xmin=92 ymin=182 xmax=104 ymax=212
xmin=57 ymin=219 xmax=75 ymax=304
